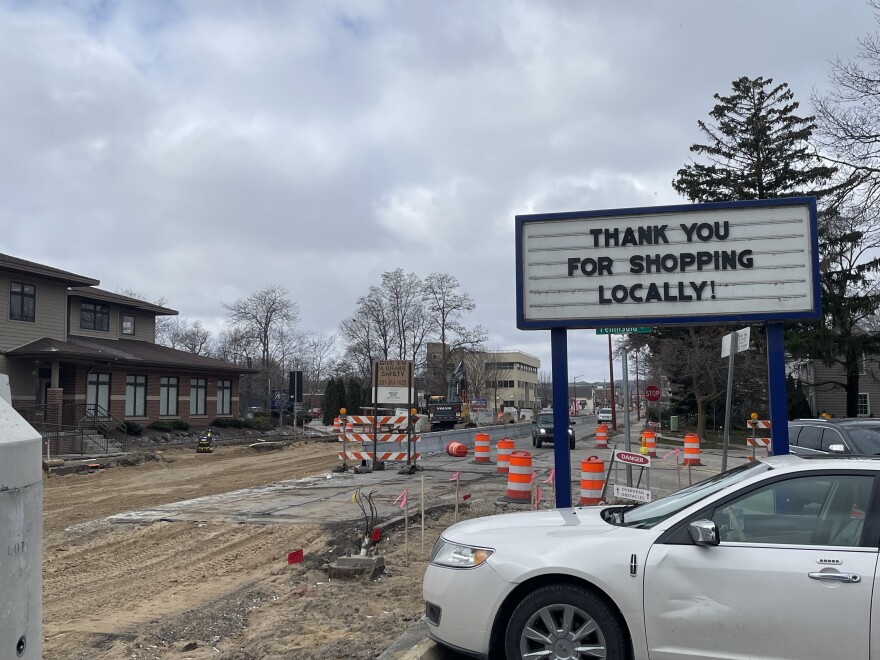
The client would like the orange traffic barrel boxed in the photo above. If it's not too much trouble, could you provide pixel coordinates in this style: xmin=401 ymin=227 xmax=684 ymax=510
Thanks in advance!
xmin=505 ymin=451 xmax=533 ymax=501
xmin=683 ymin=433 xmax=702 ymax=466
xmin=332 ymin=418 xmax=341 ymax=434
xmin=596 ymin=424 xmax=608 ymax=448
xmin=474 ymin=432 xmax=492 ymax=464
xmin=580 ymin=456 xmax=606 ymax=505
xmin=641 ymin=429 xmax=657 ymax=457
xmin=496 ymin=437 xmax=515 ymax=474
xmin=446 ymin=441 xmax=468 ymax=457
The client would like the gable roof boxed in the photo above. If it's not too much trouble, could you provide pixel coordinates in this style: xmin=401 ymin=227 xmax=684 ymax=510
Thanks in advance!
xmin=0 ymin=254 xmax=99 ymax=287
xmin=6 ymin=336 xmax=257 ymax=374
xmin=68 ymin=287 xmax=178 ymax=316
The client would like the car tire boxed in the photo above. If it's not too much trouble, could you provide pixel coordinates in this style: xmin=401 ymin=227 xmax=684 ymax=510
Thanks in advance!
xmin=505 ymin=584 xmax=629 ymax=660
xmin=532 ymin=435 xmax=536 ymax=447
xmin=570 ymin=438 xmax=576 ymax=450
xmin=535 ymin=436 xmax=543 ymax=448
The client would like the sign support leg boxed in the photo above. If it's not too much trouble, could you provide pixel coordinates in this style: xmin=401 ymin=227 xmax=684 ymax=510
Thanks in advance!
xmin=551 ymin=328 xmax=571 ymax=508
xmin=766 ymin=322 xmax=789 ymax=456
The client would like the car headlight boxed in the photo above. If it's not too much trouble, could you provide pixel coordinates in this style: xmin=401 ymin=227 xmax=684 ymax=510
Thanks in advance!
xmin=429 ymin=539 xmax=494 ymax=568
xmin=539 ymin=428 xmax=546 ymax=434
xmin=568 ymin=428 xmax=574 ymax=436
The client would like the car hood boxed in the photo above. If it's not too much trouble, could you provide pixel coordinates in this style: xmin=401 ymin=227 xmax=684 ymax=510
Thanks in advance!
xmin=442 ymin=506 xmax=615 ymax=545
xmin=440 ymin=507 xmax=651 ymax=586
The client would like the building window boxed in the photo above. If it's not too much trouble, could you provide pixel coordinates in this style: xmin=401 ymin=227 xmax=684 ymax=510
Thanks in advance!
xmin=217 ymin=379 xmax=232 ymax=415
xmin=125 ymin=375 xmax=146 ymax=417
xmin=10 ymin=282 xmax=35 ymax=322
xmin=86 ymin=372 xmax=111 ymax=416
xmin=122 ymin=314 xmax=135 ymax=336
xmin=190 ymin=378 xmax=207 ymax=415
xmin=858 ymin=393 xmax=870 ymax=417
xmin=160 ymin=377 xmax=178 ymax=416
xmin=81 ymin=301 xmax=110 ymax=331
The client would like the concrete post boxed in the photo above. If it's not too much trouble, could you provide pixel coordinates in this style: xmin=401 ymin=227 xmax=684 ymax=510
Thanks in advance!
xmin=0 ymin=374 xmax=43 ymax=659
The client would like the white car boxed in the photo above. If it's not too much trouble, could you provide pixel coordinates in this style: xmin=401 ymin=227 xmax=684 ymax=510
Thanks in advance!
xmin=597 ymin=407 xmax=613 ymax=423
xmin=423 ymin=455 xmax=878 ymax=659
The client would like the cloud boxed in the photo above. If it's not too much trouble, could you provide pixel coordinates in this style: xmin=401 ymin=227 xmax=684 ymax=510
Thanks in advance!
xmin=1 ymin=0 xmax=874 ymax=383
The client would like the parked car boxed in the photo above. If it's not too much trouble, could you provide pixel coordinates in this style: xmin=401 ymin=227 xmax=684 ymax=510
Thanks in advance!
xmin=531 ymin=411 xmax=575 ymax=449
xmin=788 ymin=418 xmax=880 ymax=456
xmin=597 ymin=407 xmax=613 ymax=423
xmin=423 ymin=454 xmax=878 ymax=659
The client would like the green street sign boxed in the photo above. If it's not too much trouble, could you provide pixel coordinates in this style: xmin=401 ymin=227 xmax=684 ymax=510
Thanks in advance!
xmin=596 ymin=326 xmax=652 ymax=335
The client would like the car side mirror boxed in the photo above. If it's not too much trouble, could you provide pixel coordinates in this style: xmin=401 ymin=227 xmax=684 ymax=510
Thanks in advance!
xmin=688 ymin=520 xmax=719 ymax=546
xmin=827 ymin=443 xmax=848 ymax=454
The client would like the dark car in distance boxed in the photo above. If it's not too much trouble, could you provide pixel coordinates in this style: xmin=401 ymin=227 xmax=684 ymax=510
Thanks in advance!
xmin=788 ymin=418 xmax=880 ymax=456
xmin=531 ymin=411 xmax=575 ymax=449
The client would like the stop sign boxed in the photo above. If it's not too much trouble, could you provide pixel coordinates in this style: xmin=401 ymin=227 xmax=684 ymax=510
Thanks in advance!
xmin=644 ymin=385 xmax=661 ymax=402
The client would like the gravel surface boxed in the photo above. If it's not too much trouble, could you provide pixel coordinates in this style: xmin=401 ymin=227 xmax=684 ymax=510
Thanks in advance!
xmin=42 ymin=441 xmax=498 ymax=659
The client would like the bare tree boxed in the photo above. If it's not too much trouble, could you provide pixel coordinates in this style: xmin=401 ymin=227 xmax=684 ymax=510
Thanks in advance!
xmin=223 ymin=285 xmax=300 ymax=409
xmin=462 ymin=350 xmax=490 ymax=400
xmin=300 ymin=332 xmax=338 ymax=399
xmin=537 ymin=370 xmax=553 ymax=409
xmin=424 ymin=273 xmax=488 ymax=388
xmin=159 ymin=317 xmax=213 ymax=356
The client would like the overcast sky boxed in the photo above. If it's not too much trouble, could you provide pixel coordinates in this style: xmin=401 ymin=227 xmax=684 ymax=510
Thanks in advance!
xmin=2 ymin=0 xmax=874 ymax=384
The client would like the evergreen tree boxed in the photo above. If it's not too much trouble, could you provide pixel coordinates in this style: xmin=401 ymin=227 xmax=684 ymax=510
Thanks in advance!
xmin=337 ymin=378 xmax=348 ymax=414
xmin=786 ymin=208 xmax=880 ymax=416
xmin=673 ymin=76 xmax=835 ymax=202
xmin=347 ymin=378 xmax=363 ymax=415
xmin=322 ymin=378 xmax=338 ymax=425
xmin=786 ymin=374 xmax=813 ymax=420
xmin=666 ymin=76 xmax=835 ymax=437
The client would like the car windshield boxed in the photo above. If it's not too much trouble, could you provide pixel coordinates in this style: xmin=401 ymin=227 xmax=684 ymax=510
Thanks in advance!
xmin=844 ymin=426 xmax=880 ymax=454
xmin=537 ymin=414 xmax=554 ymax=425
xmin=607 ymin=461 xmax=769 ymax=529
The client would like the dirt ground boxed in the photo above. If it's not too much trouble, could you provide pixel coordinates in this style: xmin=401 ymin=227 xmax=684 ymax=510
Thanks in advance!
xmin=42 ymin=439 xmax=493 ymax=660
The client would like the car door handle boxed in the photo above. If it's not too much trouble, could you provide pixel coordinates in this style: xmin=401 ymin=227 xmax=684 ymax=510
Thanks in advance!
xmin=808 ymin=572 xmax=861 ymax=583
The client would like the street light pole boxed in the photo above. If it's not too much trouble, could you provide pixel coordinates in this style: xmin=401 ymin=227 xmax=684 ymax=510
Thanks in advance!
xmin=572 ymin=374 xmax=584 ymax=416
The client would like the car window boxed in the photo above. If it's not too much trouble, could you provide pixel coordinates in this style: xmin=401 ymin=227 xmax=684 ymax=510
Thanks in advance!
xmin=797 ymin=426 xmax=822 ymax=451
xmin=820 ymin=429 xmax=847 ymax=452
xmin=537 ymin=414 xmax=553 ymax=425
xmin=619 ymin=462 xmax=768 ymax=528
xmin=844 ymin=426 xmax=880 ymax=455
xmin=788 ymin=425 xmax=801 ymax=446
xmin=710 ymin=474 xmax=873 ymax=547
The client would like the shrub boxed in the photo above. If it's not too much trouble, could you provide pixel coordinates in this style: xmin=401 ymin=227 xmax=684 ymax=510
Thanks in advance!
xmin=243 ymin=416 xmax=272 ymax=432
xmin=126 ymin=422 xmax=144 ymax=436
xmin=172 ymin=420 xmax=189 ymax=431
xmin=148 ymin=421 xmax=174 ymax=432
xmin=211 ymin=418 xmax=231 ymax=428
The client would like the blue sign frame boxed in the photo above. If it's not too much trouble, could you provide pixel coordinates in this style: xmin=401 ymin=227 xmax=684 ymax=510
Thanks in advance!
xmin=516 ymin=197 xmax=820 ymax=330
xmin=517 ymin=198 xmax=821 ymax=508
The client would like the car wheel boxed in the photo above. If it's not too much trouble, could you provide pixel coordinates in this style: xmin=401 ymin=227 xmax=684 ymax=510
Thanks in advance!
xmin=535 ymin=436 xmax=543 ymax=448
xmin=532 ymin=435 xmax=536 ymax=447
xmin=505 ymin=584 xmax=628 ymax=660
xmin=570 ymin=438 xmax=576 ymax=450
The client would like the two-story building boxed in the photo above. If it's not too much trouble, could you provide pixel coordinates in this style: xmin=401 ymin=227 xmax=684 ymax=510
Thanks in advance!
xmin=0 ymin=254 xmax=252 ymax=442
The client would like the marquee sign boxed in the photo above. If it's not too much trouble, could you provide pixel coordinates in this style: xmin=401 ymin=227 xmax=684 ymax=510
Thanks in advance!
xmin=516 ymin=198 xmax=820 ymax=330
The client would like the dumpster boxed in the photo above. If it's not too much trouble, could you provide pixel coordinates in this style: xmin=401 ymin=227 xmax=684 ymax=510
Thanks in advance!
xmin=669 ymin=416 xmax=679 ymax=432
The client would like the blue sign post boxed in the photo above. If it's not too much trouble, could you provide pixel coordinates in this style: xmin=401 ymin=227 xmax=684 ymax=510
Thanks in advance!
xmin=517 ymin=197 xmax=821 ymax=508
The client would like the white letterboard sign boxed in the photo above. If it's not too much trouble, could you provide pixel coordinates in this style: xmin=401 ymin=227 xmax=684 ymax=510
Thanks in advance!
xmin=516 ymin=198 xmax=820 ymax=330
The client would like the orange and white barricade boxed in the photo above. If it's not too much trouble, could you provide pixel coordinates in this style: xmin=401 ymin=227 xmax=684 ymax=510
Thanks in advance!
xmin=640 ymin=429 xmax=657 ymax=457
xmin=332 ymin=418 xmax=341 ymax=434
xmin=505 ymin=451 xmax=533 ymax=501
xmin=474 ymin=432 xmax=492 ymax=464
xmin=683 ymin=433 xmax=702 ymax=466
xmin=337 ymin=450 xmax=421 ymax=462
xmin=496 ymin=437 xmax=514 ymax=474
xmin=446 ymin=441 xmax=468 ymax=457
xmin=596 ymin=424 xmax=608 ymax=448
xmin=580 ymin=456 xmax=606 ymax=505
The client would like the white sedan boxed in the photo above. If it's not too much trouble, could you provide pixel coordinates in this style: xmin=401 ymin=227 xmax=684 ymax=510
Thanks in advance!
xmin=423 ymin=455 xmax=878 ymax=659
